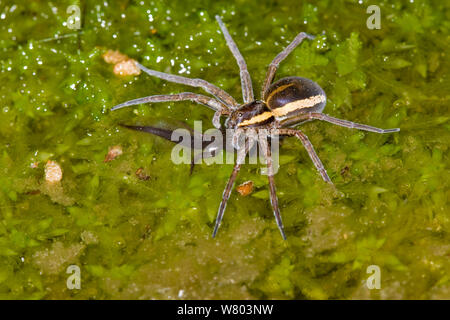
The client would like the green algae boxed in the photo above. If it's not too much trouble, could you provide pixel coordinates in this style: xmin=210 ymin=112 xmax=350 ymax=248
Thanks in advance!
xmin=0 ymin=0 xmax=449 ymax=299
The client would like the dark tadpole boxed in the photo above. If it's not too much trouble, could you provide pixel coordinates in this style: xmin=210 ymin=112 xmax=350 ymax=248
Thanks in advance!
xmin=119 ymin=123 xmax=227 ymax=175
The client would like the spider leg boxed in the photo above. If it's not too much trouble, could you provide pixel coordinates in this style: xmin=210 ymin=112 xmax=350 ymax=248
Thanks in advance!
xmin=261 ymin=32 xmax=315 ymax=99
xmin=306 ymin=113 xmax=400 ymax=133
xmin=212 ymin=137 xmax=253 ymax=238
xmin=135 ymin=62 xmax=239 ymax=109
xmin=212 ymin=110 xmax=222 ymax=129
xmin=275 ymin=128 xmax=332 ymax=183
xmin=212 ymin=162 xmax=242 ymax=238
xmin=279 ymin=114 xmax=318 ymax=128
xmin=111 ymin=92 xmax=230 ymax=115
xmin=280 ymin=113 xmax=400 ymax=133
xmin=215 ymin=15 xmax=254 ymax=104
xmin=259 ymin=135 xmax=287 ymax=240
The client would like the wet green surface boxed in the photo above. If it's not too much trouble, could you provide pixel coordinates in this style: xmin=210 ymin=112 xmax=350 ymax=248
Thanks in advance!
xmin=0 ymin=0 xmax=449 ymax=299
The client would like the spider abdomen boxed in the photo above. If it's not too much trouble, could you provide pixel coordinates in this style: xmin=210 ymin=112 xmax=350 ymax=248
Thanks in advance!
xmin=264 ymin=76 xmax=326 ymax=120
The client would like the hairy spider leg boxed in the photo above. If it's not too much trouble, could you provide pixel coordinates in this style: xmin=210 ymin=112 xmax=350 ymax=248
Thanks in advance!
xmin=212 ymin=138 xmax=254 ymax=238
xmin=261 ymin=32 xmax=315 ymax=99
xmin=111 ymin=92 xmax=229 ymax=114
xmin=136 ymin=61 xmax=239 ymax=109
xmin=259 ymin=135 xmax=287 ymax=240
xmin=215 ymin=15 xmax=254 ymax=104
xmin=275 ymin=128 xmax=332 ymax=183
xmin=280 ymin=113 xmax=400 ymax=133
xmin=212 ymin=162 xmax=242 ymax=238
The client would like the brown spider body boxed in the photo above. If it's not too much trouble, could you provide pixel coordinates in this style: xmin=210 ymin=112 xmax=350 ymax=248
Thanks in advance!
xmin=227 ymin=76 xmax=326 ymax=130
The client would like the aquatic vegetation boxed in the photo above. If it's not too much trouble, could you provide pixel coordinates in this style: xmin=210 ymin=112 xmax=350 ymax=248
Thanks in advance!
xmin=0 ymin=0 xmax=448 ymax=299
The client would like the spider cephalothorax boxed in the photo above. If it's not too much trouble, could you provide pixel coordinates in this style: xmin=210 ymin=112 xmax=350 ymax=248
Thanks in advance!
xmin=112 ymin=15 xmax=399 ymax=240
xmin=225 ymin=101 xmax=272 ymax=129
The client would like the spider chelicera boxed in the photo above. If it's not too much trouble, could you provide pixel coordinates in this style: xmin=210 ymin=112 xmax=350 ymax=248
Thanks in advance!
xmin=111 ymin=15 xmax=400 ymax=240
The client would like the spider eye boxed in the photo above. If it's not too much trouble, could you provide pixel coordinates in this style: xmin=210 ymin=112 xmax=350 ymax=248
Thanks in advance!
xmin=237 ymin=112 xmax=243 ymax=117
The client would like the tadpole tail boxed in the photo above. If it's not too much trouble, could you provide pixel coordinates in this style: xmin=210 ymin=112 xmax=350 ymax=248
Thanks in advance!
xmin=120 ymin=124 xmax=228 ymax=176
xmin=120 ymin=123 xmax=228 ymax=149
xmin=119 ymin=124 xmax=175 ymax=142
